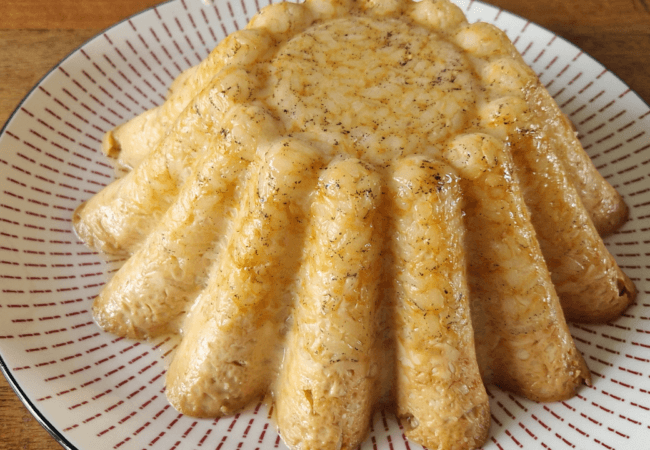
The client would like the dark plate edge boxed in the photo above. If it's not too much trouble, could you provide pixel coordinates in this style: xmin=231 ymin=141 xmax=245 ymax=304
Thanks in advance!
xmin=0 ymin=1 xmax=177 ymax=449
xmin=0 ymin=0 xmax=175 ymax=139
xmin=0 ymin=356 xmax=76 ymax=449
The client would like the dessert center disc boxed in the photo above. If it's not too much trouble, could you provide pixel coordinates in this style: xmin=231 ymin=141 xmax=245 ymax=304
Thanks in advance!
xmin=263 ymin=16 xmax=481 ymax=165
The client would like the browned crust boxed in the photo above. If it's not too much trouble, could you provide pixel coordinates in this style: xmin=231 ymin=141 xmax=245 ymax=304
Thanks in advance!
xmin=590 ymin=189 xmax=630 ymax=237
xmin=529 ymin=84 xmax=631 ymax=237
xmin=564 ymin=270 xmax=637 ymax=324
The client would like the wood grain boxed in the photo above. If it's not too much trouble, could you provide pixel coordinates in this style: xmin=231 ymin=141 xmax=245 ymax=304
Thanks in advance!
xmin=486 ymin=0 xmax=650 ymax=103
xmin=0 ymin=30 xmax=99 ymax=127
xmin=0 ymin=0 xmax=162 ymax=29
xmin=0 ymin=3 xmax=161 ymax=449
xmin=0 ymin=1 xmax=649 ymax=450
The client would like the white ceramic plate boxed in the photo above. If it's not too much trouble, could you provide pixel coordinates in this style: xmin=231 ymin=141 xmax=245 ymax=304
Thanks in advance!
xmin=1 ymin=0 xmax=649 ymax=449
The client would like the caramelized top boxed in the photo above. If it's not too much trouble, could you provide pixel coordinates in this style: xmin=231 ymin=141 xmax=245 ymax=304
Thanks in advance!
xmin=259 ymin=15 xmax=485 ymax=166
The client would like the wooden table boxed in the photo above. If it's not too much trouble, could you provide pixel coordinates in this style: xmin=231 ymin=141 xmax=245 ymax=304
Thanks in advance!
xmin=1 ymin=0 xmax=649 ymax=449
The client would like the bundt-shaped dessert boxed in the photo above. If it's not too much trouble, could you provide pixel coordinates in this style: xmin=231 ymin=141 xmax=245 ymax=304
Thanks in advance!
xmin=72 ymin=0 xmax=637 ymax=448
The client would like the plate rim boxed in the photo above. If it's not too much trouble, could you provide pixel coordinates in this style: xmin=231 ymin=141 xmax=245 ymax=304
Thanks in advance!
xmin=0 ymin=3 xmax=176 ymax=449
xmin=0 ymin=355 xmax=77 ymax=449
xmin=0 ymin=0 xmax=175 ymax=141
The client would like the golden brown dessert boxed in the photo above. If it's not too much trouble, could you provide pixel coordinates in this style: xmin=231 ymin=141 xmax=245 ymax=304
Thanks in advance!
xmin=73 ymin=0 xmax=636 ymax=449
